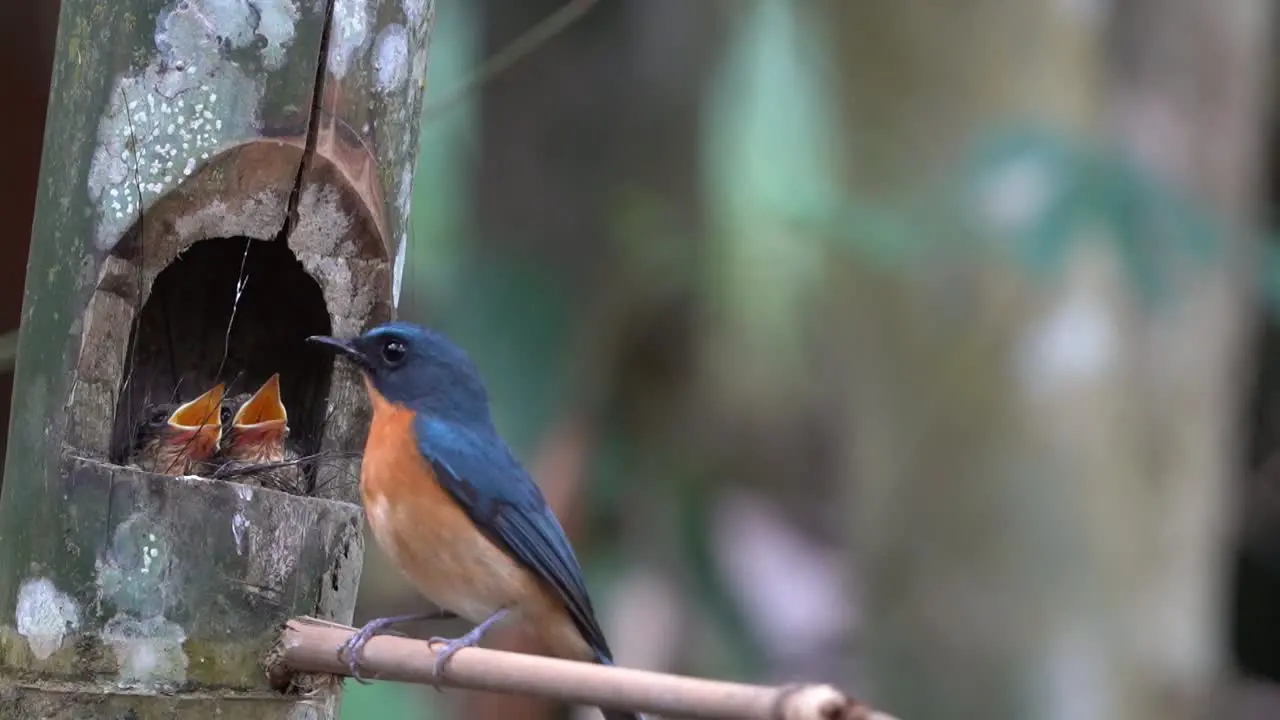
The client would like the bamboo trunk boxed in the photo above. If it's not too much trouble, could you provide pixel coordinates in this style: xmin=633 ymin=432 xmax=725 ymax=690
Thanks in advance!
xmin=0 ymin=0 xmax=437 ymax=715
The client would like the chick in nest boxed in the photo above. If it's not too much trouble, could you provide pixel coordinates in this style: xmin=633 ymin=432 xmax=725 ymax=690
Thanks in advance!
xmin=129 ymin=383 xmax=225 ymax=476
xmin=216 ymin=374 xmax=301 ymax=489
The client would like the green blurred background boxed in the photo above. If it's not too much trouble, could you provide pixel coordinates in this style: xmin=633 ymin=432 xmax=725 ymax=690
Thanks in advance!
xmin=345 ymin=1 xmax=853 ymax=717
xmin=339 ymin=1 xmax=1280 ymax=718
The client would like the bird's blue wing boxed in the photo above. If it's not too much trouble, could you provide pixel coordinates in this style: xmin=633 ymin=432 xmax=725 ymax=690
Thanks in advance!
xmin=413 ymin=414 xmax=614 ymax=664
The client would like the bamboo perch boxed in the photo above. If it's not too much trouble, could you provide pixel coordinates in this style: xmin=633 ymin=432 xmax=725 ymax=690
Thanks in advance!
xmin=267 ymin=617 xmax=896 ymax=720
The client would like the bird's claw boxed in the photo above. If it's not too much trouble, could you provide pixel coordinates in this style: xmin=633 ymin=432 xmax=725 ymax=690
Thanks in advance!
xmin=336 ymin=623 xmax=381 ymax=684
xmin=427 ymin=606 xmax=509 ymax=692
xmin=336 ymin=612 xmax=452 ymax=684
xmin=428 ymin=632 xmax=481 ymax=689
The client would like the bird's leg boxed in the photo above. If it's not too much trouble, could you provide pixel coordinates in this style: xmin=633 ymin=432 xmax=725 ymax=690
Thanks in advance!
xmin=428 ymin=608 xmax=510 ymax=682
xmin=338 ymin=610 xmax=458 ymax=683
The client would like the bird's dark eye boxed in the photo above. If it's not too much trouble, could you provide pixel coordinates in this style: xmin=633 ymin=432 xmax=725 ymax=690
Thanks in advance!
xmin=381 ymin=339 xmax=407 ymax=365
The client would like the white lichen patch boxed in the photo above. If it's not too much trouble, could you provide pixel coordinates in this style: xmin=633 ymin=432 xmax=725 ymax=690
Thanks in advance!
xmin=392 ymin=163 xmax=413 ymax=308
xmin=15 ymin=577 xmax=81 ymax=661
xmin=87 ymin=0 xmax=302 ymax=250
xmin=411 ymin=35 xmax=430 ymax=95
xmin=298 ymin=256 xmax=367 ymax=337
xmin=232 ymin=483 xmax=254 ymax=554
xmin=408 ymin=0 xmax=433 ymax=86
xmin=404 ymin=0 xmax=429 ymax=31
xmin=171 ymin=191 xmax=287 ymax=242
xmin=101 ymin=613 xmax=189 ymax=688
xmin=253 ymin=0 xmax=302 ymax=69
xmin=374 ymin=24 xmax=410 ymax=93
xmin=232 ymin=512 xmax=251 ymax=555
xmin=373 ymin=3 xmax=432 ymax=272
xmin=397 ymin=164 xmax=414 ymax=217
xmin=96 ymin=515 xmax=175 ymax=618
xmin=392 ymin=231 xmax=407 ymax=308
xmin=329 ymin=0 xmax=372 ymax=78
xmin=290 ymin=184 xmax=354 ymax=256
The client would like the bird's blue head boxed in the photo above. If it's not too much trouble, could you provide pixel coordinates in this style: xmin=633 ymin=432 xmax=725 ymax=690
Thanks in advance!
xmin=307 ymin=322 xmax=491 ymax=426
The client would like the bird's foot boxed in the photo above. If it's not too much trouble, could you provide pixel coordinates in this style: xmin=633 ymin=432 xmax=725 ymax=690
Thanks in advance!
xmin=337 ymin=610 xmax=456 ymax=683
xmin=428 ymin=608 xmax=510 ymax=686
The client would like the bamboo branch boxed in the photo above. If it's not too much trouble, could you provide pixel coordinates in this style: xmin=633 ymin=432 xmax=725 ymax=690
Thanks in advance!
xmin=267 ymin=617 xmax=896 ymax=720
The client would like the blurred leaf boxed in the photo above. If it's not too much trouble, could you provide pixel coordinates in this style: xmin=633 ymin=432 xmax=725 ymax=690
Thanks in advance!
xmin=701 ymin=0 xmax=843 ymax=393
xmin=797 ymin=124 xmax=1230 ymax=311
xmin=957 ymin=126 xmax=1223 ymax=306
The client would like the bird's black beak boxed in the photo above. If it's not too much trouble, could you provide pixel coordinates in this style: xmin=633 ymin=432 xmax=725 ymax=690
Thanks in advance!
xmin=306 ymin=335 xmax=372 ymax=371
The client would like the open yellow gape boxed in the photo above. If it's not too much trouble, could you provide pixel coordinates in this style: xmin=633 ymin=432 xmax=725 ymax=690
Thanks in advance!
xmin=168 ymin=382 xmax=225 ymax=435
xmin=232 ymin=373 xmax=287 ymax=431
xmin=224 ymin=374 xmax=290 ymax=464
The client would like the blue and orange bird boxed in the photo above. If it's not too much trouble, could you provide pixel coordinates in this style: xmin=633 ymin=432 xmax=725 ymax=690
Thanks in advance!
xmin=308 ymin=323 xmax=641 ymax=720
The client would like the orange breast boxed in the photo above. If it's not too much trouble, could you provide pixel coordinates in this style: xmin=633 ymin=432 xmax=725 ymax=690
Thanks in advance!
xmin=358 ymin=380 xmax=598 ymax=661
xmin=360 ymin=381 xmax=536 ymax=624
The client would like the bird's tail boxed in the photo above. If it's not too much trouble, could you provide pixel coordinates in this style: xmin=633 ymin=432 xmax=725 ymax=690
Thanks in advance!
xmin=595 ymin=653 xmax=646 ymax=720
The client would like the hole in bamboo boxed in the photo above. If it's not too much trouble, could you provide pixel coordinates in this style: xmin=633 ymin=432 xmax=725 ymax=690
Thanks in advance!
xmin=64 ymin=140 xmax=390 ymax=503
xmin=106 ymin=237 xmax=334 ymax=489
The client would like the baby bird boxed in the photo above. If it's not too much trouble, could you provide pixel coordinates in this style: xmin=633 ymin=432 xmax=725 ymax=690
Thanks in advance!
xmin=222 ymin=374 xmax=290 ymax=465
xmin=212 ymin=373 xmax=302 ymax=490
xmin=129 ymin=383 xmax=225 ymax=476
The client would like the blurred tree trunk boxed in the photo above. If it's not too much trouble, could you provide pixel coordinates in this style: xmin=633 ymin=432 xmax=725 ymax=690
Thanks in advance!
xmin=831 ymin=2 xmax=1269 ymax=719
xmin=1105 ymin=3 xmax=1275 ymax=716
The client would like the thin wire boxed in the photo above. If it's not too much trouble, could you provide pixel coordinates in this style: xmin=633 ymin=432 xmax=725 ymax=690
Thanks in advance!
xmin=215 ymin=238 xmax=252 ymax=381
